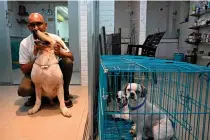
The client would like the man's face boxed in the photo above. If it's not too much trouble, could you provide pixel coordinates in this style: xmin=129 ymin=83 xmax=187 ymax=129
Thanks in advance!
xmin=28 ymin=16 xmax=47 ymax=33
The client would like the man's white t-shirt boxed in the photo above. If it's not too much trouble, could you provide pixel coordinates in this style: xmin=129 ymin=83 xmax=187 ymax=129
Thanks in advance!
xmin=19 ymin=33 xmax=70 ymax=64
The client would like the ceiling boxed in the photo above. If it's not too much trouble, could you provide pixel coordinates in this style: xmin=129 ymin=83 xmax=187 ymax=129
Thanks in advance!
xmin=18 ymin=1 xmax=68 ymax=4
xmin=57 ymin=6 xmax=68 ymax=20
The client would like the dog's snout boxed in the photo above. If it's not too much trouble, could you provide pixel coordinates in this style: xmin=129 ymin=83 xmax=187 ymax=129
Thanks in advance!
xmin=116 ymin=94 xmax=118 ymax=98
xmin=130 ymin=92 xmax=135 ymax=97
xmin=32 ymin=29 xmax=38 ymax=33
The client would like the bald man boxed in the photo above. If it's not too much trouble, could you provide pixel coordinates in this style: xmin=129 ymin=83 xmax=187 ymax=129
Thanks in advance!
xmin=18 ymin=13 xmax=74 ymax=108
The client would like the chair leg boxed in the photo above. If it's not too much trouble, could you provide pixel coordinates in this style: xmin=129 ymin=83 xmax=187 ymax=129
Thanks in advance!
xmin=207 ymin=62 xmax=210 ymax=67
xmin=198 ymin=61 xmax=210 ymax=78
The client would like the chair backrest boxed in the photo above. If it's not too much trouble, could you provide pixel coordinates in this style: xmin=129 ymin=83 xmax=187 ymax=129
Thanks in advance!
xmin=101 ymin=26 xmax=107 ymax=55
xmin=142 ymin=34 xmax=155 ymax=46
xmin=151 ymin=31 xmax=165 ymax=47
xmin=99 ymin=34 xmax=103 ymax=55
xmin=142 ymin=31 xmax=165 ymax=57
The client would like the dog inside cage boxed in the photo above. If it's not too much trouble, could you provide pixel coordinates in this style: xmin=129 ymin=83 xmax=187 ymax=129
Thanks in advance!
xmin=99 ymin=56 xmax=210 ymax=140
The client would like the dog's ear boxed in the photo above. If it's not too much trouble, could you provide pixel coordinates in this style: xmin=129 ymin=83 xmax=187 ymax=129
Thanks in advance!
xmin=123 ymin=83 xmax=128 ymax=95
xmin=140 ymin=85 xmax=147 ymax=98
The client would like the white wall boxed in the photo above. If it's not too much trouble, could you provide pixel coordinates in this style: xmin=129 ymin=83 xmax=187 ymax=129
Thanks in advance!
xmin=112 ymin=1 xmax=147 ymax=54
xmin=8 ymin=1 xmax=56 ymax=37
xmin=131 ymin=1 xmax=140 ymax=44
xmin=7 ymin=1 xmax=22 ymax=37
xmin=114 ymin=1 xmax=131 ymax=38
xmin=146 ymin=1 xmax=180 ymax=38
xmin=145 ymin=1 xmax=181 ymax=59
xmin=99 ymin=1 xmax=115 ymax=34
xmin=146 ymin=1 xmax=169 ymax=36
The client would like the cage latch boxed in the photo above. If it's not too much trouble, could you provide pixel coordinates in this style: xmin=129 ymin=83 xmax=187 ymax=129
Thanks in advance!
xmin=102 ymin=95 xmax=108 ymax=100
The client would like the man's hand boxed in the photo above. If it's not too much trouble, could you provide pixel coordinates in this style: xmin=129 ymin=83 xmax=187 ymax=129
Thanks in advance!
xmin=53 ymin=41 xmax=74 ymax=61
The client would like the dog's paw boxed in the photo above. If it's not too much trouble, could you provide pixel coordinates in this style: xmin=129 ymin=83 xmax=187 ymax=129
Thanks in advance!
xmin=61 ymin=107 xmax=72 ymax=118
xmin=130 ymin=124 xmax=136 ymax=136
xmin=130 ymin=129 xmax=136 ymax=136
xmin=131 ymin=124 xmax=136 ymax=130
xmin=28 ymin=107 xmax=39 ymax=115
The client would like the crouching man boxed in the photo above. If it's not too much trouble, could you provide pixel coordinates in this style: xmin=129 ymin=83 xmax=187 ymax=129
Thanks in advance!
xmin=18 ymin=13 xmax=74 ymax=108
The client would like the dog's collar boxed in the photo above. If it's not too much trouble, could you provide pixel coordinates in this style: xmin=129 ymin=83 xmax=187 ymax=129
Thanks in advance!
xmin=128 ymin=97 xmax=146 ymax=111
xmin=35 ymin=62 xmax=58 ymax=69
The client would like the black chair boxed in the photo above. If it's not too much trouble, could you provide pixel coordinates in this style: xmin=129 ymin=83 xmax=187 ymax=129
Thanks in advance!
xmin=126 ymin=32 xmax=165 ymax=84
xmin=127 ymin=31 xmax=165 ymax=57
xmin=127 ymin=34 xmax=154 ymax=55
xmin=99 ymin=26 xmax=107 ymax=55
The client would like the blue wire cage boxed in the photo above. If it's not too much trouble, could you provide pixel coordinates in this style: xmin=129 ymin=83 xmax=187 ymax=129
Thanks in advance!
xmin=98 ymin=55 xmax=210 ymax=140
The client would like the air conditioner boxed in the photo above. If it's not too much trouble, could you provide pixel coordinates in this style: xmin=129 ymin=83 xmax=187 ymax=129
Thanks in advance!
xmin=57 ymin=14 xmax=64 ymax=22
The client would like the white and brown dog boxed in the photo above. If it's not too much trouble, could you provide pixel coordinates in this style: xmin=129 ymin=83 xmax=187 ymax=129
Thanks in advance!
xmin=28 ymin=29 xmax=71 ymax=117
xmin=111 ymin=90 xmax=130 ymax=120
xmin=124 ymin=83 xmax=174 ymax=140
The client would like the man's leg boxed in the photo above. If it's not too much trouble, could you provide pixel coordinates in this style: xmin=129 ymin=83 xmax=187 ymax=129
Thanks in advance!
xmin=59 ymin=58 xmax=73 ymax=108
xmin=17 ymin=75 xmax=36 ymax=106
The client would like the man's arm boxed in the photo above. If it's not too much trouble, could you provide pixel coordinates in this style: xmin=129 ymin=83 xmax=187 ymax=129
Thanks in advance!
xmin=57 ymin=51 xmax=74 ymax=62
xmin=54 ymin=41 xmax=74 ymax=62
xmin=19 ymin=44 xmax=37 ymax=75
xmin=20 ymin=59 xmax=35 ymax=75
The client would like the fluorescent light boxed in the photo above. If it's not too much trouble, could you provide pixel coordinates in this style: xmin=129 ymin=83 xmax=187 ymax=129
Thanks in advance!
xmin=64 ymin=7 xmax=68 ymax=12
xmin=60 ymin=7 xmax=68 ymax=15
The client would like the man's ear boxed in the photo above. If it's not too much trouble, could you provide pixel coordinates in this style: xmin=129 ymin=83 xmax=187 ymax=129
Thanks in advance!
xmin=43 ymin=22 xmax=48 ymax=31
xmin=44 ymin=22 xmax=48 ymax=27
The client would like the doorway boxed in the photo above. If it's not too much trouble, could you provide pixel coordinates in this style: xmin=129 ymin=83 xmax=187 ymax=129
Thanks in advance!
xmin=6 ymin=1 xmax=81 ymax=85
xmin=55 ymin=5 xmax=80 ymax=85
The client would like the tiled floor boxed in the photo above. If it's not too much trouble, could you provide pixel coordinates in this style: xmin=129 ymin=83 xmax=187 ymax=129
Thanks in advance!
xmin=0 ymin=86 xmax=88 ymax=140
xmin=12 ymin=69 xmax=81 ymax=85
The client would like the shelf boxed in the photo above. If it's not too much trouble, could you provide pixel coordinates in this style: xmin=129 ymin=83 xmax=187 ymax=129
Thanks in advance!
xmin=185 ymin=40 xmax=210 ymax=45
xmin=189 ymin=24 xmax=210 ymax=30
xmin=190 ymin=9 xmax=210 ymax=17
xmin=201 ymin=56 xmax=210 ymax=61
xmin=16 ymin=19 xmax=28 ymax=24
xmin=185 ymin=40 xmax=200 ymax=45
xmin=18 ymin=12 xmax=29 ymax=16
xmin=200 ymin=42 xmax=210 ymax=45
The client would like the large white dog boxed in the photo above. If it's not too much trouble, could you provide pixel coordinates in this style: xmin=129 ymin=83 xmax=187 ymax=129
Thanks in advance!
xmin=28 ymin=29 xmax=71 ymax=117
xmin=124 ymin=83 xmax=174 ymax=140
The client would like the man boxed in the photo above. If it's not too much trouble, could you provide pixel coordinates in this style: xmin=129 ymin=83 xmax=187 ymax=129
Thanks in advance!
xmin=18 ymin=13 xmax=74 ymax=108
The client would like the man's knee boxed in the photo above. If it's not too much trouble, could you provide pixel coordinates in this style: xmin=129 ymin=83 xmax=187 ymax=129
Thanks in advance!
xmin=60 ymin=58 xmax=73 ymax=69
xmin=17 ymin=85 xmax=34 ymax=97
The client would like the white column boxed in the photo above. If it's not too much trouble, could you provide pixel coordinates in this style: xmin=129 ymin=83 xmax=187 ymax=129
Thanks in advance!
xmin=139 ymin=1 xmax=147 ymax=55
xmin=79 ymin=0 xmax=88 ymax=86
